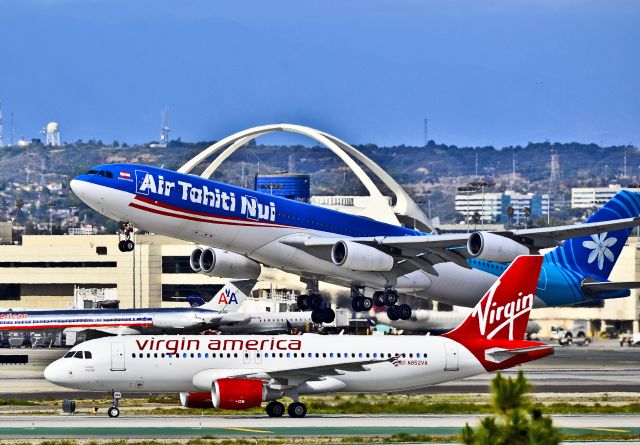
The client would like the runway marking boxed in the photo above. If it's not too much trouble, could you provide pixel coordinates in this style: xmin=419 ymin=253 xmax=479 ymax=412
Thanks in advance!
xmin=586 ymin=427 xmax=630 ymax=433
xmin=224 ymin=427 xmax=273 ymax=433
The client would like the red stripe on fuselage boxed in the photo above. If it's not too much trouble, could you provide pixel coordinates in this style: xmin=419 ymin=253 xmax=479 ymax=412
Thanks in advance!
xmin=129 ymin=197 xmax=295 ymax=229
xmin=0 ymin=322 xmax=153 ymax=331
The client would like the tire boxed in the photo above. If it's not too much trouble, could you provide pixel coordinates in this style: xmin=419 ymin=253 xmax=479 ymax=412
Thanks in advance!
xmin=311 ymin=310 xmax=324 ymax=324
xmin=372 ymin=291 xmax=386 ymax=307
xmin=308 ymin=294 xmax=322 ymax=310
xmin=297 ymin=295 xmax=309 ymax=311
xmin=384 ymin=290 xmax=399 ymax=306
xmin=288 ymin=402 xmax=307 ymax=418
xmin=361 ymin=297 xmax=373 ymax=311
xmin=387 ymin=305 xmax=400 ymax=321
xmin=107 ymin=406 xmax=120 ymax=418
xmin=124 ymin=240 xmax=135 ymax=252
xmin=352 ymin=297 xmax=363 ymax=312
xmin=398 ymin=304 xmax=412 ymax=320
xmin=62 ymin=399 xmax=76 ymax=414
xmin=321 ymin=308 xmax=335 ymax=324
xmin=266 ymin=401 xmax=285 ymax=417
xmin=118 ymin=240 xmax=127 ymax=252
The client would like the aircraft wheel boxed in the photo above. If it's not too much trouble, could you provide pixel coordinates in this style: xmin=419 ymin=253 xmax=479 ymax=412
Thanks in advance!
xmin=308 ymin=294 xmax=322 ymax=310
xmin=118 ymin=240 xmax=127 ymax=252
xmin=311 ymin=310 xmax=324 ymax=324
xmin=297 ymin=295 xmax=309 ymax=311
xmin=372 ymin=291 xmax=386 ymax=307
xmin=288 ymin=402 xmax=307 ymax=418
xmin=384 ymin=289 xmax=399 ymax=306
xmin=387 ymin=305 xmax=400 ymax=321
xmin=361 ymin=297 xmax=373 ymax=311
xmin=124 ymin=240 xmax=135 ymax=252
xmin=321 ymin=308 xmax=335 ymax=323
xmin=107 ymin=406 xmax=120 ymax=418
xmin=398 ymin=304 xmax=412 ymax=320
xmin=62 ymin=399 xmax=76 ymax=414
xmin=266 ymin=401 xmax=285 ymax=417
xmin=352 ymin=297 xmax=363 ymax=311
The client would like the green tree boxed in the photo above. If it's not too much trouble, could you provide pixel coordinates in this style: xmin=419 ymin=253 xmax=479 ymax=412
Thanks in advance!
xmin=461 ymin=371 xmax=561 ymax=445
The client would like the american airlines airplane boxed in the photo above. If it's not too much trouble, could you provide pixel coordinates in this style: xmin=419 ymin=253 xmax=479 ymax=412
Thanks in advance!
xmin=45 ymin=255 xmax=552 ymax=418
xmin=70 ymin=164 xmax=640 ymax=323
xmin=0 ymin=281 xmax=311 ymax=339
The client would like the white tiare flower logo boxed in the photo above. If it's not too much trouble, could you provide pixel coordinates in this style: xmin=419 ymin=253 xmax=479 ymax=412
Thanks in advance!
xmin=582 ymin=232 xmax=617 ymax=270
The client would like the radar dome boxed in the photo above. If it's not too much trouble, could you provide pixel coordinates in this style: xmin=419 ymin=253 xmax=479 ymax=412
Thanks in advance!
xmin=46 ymin=122 xmax=59 ymax=133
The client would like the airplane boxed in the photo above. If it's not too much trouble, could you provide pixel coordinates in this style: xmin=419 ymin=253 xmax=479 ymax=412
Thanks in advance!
xmin=70 ymin=164 xmax=640 ymax=323
xmin=367 ymin=305 xmax=541 ymax=338
xmin=45 ymin=255 xmax=553 ymax=418
xmin=0 ymin=281 xmax=258 ymax=339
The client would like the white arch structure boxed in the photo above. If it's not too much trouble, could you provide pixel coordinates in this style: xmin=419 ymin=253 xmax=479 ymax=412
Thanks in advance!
xmin=178 ymin=124 xmax=434 ymax=232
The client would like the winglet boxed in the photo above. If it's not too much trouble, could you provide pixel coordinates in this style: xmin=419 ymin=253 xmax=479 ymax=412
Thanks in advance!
xmin=445 ymin=255 xmax=542 ymax=342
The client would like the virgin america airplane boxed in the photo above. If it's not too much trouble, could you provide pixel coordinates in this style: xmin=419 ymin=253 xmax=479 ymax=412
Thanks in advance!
xmin=45 ymin=255 xmax=552 ymax=418
xmin=70 ymin=164 xmax=640 ymax=323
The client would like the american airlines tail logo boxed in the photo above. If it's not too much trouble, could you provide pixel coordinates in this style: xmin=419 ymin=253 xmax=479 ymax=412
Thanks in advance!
xmin=471 ymin=279 xmax=534 ymax=340
xmin=217 ymin=288 xmax=238 ymax=305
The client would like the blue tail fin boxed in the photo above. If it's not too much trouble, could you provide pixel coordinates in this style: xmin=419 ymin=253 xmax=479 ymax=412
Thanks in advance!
xmin=545 ymin=190 xmax=640 ymax=280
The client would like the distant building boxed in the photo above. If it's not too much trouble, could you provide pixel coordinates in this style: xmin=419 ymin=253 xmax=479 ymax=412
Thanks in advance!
xmin=455 ymin=190 xmax=549 ymax=224
xmin=571 ymin=185 xmax=640 ymax=209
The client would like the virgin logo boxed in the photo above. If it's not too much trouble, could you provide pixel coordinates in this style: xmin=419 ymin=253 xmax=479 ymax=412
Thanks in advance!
xmin=471 ymin=280 xmax=534 ymax=340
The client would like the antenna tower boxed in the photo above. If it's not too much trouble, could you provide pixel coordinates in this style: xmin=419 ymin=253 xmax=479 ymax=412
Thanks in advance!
xmin=423 ymin=118 xmax=428 ymax=146
xmin=160 ymin=109 xmax=170 ymax=147
xmin=550 ymin=149 xmax=560 ymax=184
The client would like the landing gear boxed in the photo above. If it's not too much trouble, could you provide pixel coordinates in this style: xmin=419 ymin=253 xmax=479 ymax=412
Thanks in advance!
xmin=287 ymin=401 xmax=307 ymax=418
xmin=298 ymin=289 xmax=335 ymax=324
xmin=118 ymin=222 xmax=135 ymax=252
xmin=266 ymin=401 xmax=285 ymax=417
xmin=372 ymin=291 xmax=386 ymax=307
xmin=107 ymin=391 xmax=122 ymax=418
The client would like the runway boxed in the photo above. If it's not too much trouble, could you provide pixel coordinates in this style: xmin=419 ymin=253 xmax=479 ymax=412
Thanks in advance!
xmin=0 ymin=414 xmax=638 ymax=438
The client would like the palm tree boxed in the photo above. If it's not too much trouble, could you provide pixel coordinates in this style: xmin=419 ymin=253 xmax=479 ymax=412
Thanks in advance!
xmin=461 ymin=370 xmax=561 ymax=445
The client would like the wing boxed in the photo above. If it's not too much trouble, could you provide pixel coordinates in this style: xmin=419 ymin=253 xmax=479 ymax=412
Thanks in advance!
xmin=281 ymin=217 xmax=640 ymax=274
xmin=192 ymin=357 xmax=388 ymax=390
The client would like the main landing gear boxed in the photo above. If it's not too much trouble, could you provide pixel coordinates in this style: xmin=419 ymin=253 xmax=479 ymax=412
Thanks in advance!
xmin=352 ymin=288 xmax=412 ymax=321
xmin=297 ymin=293 xmax=335 ymax=324
xmin=266 ymin=400 xmax=307 ymax=418
xmin=118 ymin=222 xmax=135 ymax=252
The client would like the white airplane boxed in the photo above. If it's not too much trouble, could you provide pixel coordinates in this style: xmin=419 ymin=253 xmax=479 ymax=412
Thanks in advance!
xmin=70 ymin=164 xmax=640 ymax=324
xmin=367 ymin=306 xmax=541 ymax=338
xmin=45 ymin=255 xmax=553 ymax=418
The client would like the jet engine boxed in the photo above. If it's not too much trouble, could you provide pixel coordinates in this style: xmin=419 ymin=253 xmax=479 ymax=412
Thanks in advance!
xmin=467 ymin=232 xmax=530 ymax=262
xmin=331 ymin=240 xmax=394 ymax=272
xmin=191 ymin=247 xmax=261 ymax=279
xmin=211 ymin=378 xmax=282 ymax=410
xmin=179 ymin=392 xmax=213 ymax=409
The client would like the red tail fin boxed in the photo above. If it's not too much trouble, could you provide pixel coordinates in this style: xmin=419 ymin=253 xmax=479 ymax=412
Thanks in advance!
xmin=445 ymin=255 xmax=543 ymax=342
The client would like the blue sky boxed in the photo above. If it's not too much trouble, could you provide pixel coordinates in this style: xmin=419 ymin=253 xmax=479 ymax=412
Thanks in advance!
xmin=0 ymin=0 xmax=638 ymax=147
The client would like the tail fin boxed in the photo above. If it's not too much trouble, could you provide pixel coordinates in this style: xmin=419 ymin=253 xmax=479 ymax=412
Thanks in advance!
xmin=545 ymin=190 xmax=640 ymax=280
xmin=445 ymin=255 xmax=542 ymax=341
xmin=199 ymin=279 xmax=257 ymax=312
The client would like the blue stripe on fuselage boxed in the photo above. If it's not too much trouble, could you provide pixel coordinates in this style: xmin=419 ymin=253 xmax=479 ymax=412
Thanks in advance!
xmin=77 ymin=163 xmax=423 ymax=238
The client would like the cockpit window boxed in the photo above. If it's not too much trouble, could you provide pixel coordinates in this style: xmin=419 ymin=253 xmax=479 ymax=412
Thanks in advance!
xmin=87 ymin=170 xmax=98 ymax=175
xmin=74 ymin=351 xmax=84 ymax=358
xmin=99 ymin=170 xmax=105 ymax=177
xmin=85 ymin=351 xmax=92 ymax=359
xmin=64 ymin=351 xmax=75 ymax=358
xmin=105 ymin=171 xmax=114 ymax=179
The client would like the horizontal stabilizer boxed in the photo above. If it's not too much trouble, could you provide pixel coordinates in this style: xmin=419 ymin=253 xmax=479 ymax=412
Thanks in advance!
xmin=485 ymin=345 xmax=555 ymax=363
xmin=581 ymin=280 xmax=640 ymax=293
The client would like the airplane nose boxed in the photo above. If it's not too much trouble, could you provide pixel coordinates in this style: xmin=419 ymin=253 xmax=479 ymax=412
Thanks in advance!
xmin=70 ymin=179 xmax=84 ymax=198
xmin=44 ymin=361 xmax=68 ymax=385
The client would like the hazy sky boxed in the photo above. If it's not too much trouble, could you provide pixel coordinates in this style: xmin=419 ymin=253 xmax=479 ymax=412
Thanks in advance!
xmin=0 ymin=0 xmax=638 ymax=147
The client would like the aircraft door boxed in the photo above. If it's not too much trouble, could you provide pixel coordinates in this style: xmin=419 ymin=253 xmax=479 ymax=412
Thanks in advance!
xmin=444 ymin=342 xmax=459 ymax=371
xmin=111 ymin=342 xmax=126 ymax=371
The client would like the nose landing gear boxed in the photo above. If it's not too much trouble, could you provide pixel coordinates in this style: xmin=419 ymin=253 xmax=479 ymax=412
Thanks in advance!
xmin=107 ymin=391 xmax=122 ymax=417
xmin=118 ymin=222 xmax=135 ymax=252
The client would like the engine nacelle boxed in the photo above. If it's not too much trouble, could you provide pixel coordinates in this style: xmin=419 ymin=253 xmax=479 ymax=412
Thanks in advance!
xmin=189 ymin=247 xmax=203 ymax=273
xmin=180 ymin=392 xmax=213 ymax=409
xmin=331 ymin=240 xmax=394 ymax=272
xmin=197 ymin=247 xmax=261 ymax=279
xmin=211 ymin=378 xmax=282 ymax=410
xmin=467 ymin=232 xmax=530 ymax=263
